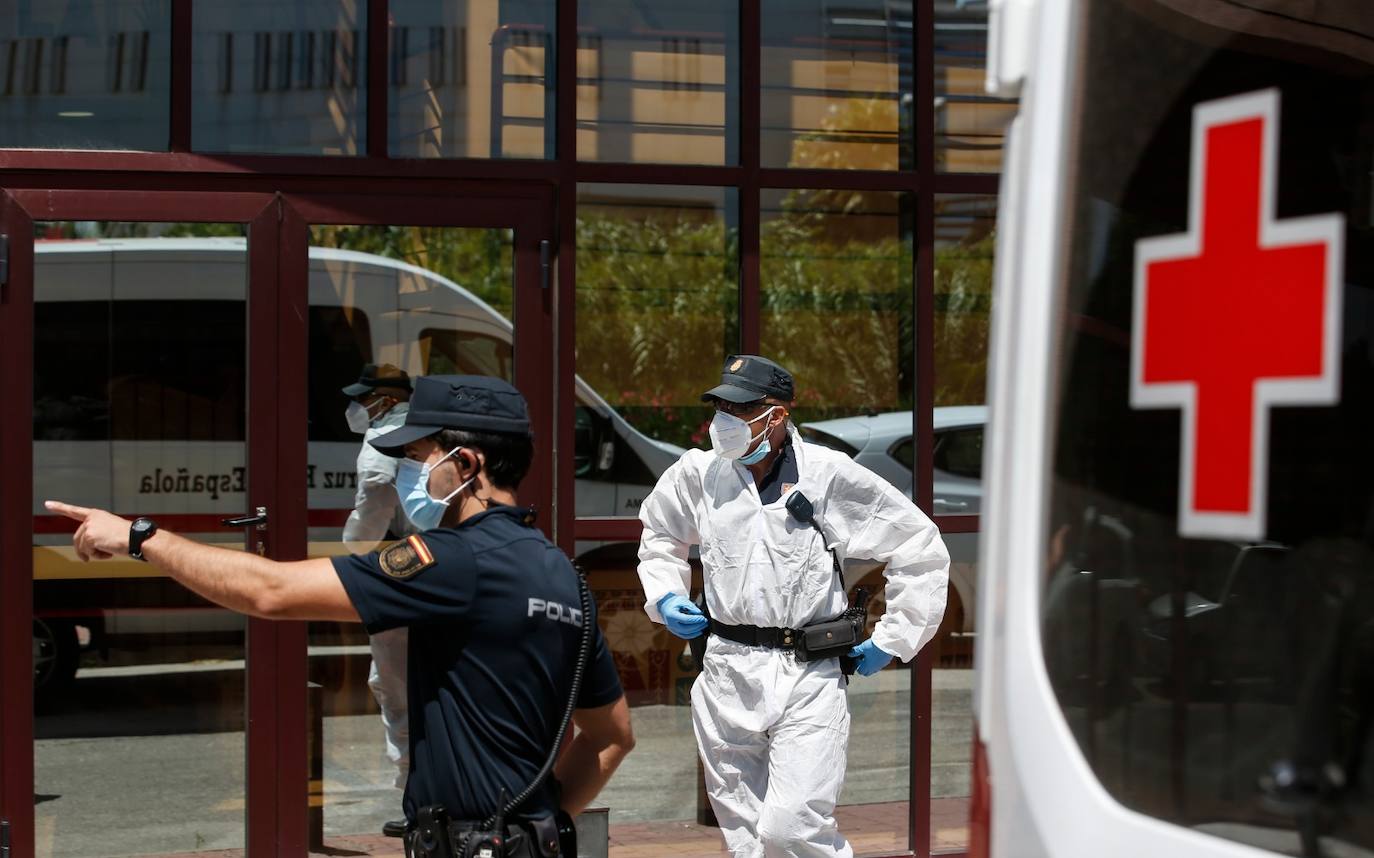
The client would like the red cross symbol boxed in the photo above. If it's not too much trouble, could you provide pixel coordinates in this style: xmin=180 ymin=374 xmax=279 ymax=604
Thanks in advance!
xmin=1131 ymin=89 xmax=1344 ymax=540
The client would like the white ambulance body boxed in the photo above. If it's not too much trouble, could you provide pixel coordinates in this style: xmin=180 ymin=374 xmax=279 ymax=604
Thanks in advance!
xmin=975 ymin=1 xmax=1372 ymax=856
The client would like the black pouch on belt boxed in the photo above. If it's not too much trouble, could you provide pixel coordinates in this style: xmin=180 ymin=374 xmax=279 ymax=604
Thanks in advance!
xmin=793 ymin=587 xmax=868 ymax=664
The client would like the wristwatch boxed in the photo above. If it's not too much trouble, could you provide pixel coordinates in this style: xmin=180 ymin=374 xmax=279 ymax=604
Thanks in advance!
xmin=129 ymin=517 xmax=159 ymax=561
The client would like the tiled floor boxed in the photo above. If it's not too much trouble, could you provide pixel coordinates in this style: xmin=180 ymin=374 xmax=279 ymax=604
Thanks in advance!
xmin=150 ymin=798 xmax=970 ymax=858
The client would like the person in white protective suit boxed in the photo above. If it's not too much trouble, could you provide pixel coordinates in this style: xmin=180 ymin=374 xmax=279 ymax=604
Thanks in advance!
xmin=340 ymin=362 xmax=418 ymax=837
xmin=637 ymin=354 xmax=949 ymax=858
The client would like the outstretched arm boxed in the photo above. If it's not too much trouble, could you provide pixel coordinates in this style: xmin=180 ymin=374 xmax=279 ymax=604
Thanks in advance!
xmin=47 ymin=500 xmax=360 ymax=623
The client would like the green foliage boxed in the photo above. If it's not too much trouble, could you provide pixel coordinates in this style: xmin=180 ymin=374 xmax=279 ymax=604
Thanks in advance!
xmin=310 ymin=225 xmax=515 ymax=319
xmin=934 ymin=231 xmax=995 ymax=406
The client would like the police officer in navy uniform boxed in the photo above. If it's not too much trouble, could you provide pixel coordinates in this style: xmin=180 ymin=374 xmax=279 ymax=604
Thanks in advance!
xmin=47 ymin=375 xmax=635 ymax=855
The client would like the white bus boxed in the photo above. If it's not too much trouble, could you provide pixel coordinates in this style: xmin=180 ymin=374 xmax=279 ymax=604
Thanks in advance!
xmin=973 ymin=0 xmax=1372 ymax=856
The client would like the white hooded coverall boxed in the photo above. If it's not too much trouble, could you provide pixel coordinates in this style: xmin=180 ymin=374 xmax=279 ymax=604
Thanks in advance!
xmin=342 ymin=402 xmax=415 ymax=789
xmin=638 ymin=427 xmax=949 ymax=858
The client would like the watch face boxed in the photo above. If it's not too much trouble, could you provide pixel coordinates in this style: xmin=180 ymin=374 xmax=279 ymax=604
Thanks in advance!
xmin=133 ymin=519 xmax=153 ymax=534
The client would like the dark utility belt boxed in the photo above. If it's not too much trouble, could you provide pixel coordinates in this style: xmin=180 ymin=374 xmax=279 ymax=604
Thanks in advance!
xmin=708 ymin=589 xmax=867 ymax=671
xmin=404 ymin=810 xmax=573 ymax=858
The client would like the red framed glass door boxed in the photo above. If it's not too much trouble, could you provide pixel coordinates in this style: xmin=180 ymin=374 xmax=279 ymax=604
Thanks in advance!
xmin=276 ymin=188 xmax=555 ymax=849
xmin=0 ymin=184 xmax=555 ymax=856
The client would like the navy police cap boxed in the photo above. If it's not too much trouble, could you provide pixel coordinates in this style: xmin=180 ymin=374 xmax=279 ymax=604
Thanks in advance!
xmin=700 ymin=354 xmax=795 ymax=404
xmin=341 ymin=362 xmax=412 ymax=397
xmin=369 ymin=375 xmax=531 ymax=457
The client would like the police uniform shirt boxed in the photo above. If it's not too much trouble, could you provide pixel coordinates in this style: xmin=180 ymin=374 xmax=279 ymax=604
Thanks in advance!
xmin=332 ymin=504 xmax=623 ymax=822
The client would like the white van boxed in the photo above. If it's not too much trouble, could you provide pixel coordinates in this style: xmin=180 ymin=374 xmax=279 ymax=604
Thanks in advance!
xmin=31 ymin=237 xmax=682 ymax=694
xmin=974 ymin=1 xmax=1371 ymax=856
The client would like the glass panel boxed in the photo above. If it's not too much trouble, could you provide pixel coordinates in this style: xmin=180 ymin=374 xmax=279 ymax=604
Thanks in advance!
xmin=576 ymin=543 xmax=711 ymax=854
xmin=1043 ymin=1 xmax=1374 ymax=854
xmin=33 ymin=221 xmax=248 ymax=855
xmin=0 ymin=1 xmax=171 ymax=150
xmin=929 ymin=192 xmax=992 ymax=853
xmin=389 ymin=0 xmax=556 ymax=159
xmin=933 ymin=192 xmax=993 ymax=507
xmin=303 ymin=225 xmax=514 ymax=842
xmin=573 ymin=184 xmax=738 ymax=519
xmin=761 ymin=190 xmax=914 ymax=854
xmin=933 ymin=0 xmax=1015 ymax=173
xmin=191 ymin=0 xmax=366 ymax=155
xmin=761 ymin=188 xmax=914 ymax=431
xmin=576 ymin=0 xmax=739 ymax=165
xmin=760 ymin=0 xmax=912 ymax=170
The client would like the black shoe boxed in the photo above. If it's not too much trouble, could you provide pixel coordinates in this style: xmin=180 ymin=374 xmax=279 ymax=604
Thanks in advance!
xmin=383 ymin=818 xmax=408 ymax=838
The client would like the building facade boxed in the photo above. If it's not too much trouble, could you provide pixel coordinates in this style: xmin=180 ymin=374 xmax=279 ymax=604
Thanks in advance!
xmin=0 ymin=1 xmax=1009 ymax=855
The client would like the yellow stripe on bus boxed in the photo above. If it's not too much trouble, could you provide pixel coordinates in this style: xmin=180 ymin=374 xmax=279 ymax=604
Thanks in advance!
xmin=32 ymin=542 xmax=370 ymax=580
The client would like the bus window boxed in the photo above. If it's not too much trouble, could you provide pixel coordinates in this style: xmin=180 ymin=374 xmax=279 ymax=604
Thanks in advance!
xmin=1039 ymin=1 xmax=1374 ymax=854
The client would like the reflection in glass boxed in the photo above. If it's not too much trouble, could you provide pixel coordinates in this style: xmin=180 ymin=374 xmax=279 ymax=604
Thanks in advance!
xmin=389 ymin=0 xmax=556 ymax=159
xmin=191 ymin=0 xmax=365 ymax=155
xmin=934 ymin=194 xmax=996 ymax=408
xmin=760 ymin=189 xmax=913 ymax=423
xmin=934 ymin=0 xmax=1015 ymax=172
xmin=1043 ymin=1 xmax=1374 ymax=853
xmin=576 ymin=0 xmax=739 ymax=165
xmin=304 ymin=225 xmax=514 ymax=840
xmin=32 ymin=221 xmax=248 ymax=855
xmin=576 ymin=548 xmax=708 ymax=839
xmin=0 ymin=0 xmax=171 ymax=150
xmin=761 ymin=0 xmax=912 ymax=170
xmin=573 ymin=184 xmax=738 ymax=519
xmin=758 ymin=192 xmax=914 ymax=851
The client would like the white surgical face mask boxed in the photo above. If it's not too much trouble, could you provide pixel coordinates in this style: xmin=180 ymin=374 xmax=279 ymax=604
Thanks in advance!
xmin=395 ymin=446 xmax=475 ymax=530
xmin=708 ymin=406 xmax=777 ymax=460
xmin=344 ymin=398 xmax=385 ymax=435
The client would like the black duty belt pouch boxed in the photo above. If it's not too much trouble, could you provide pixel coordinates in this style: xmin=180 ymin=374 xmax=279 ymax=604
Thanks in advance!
xmin=793 ymin=587 xmax=868 ymax=664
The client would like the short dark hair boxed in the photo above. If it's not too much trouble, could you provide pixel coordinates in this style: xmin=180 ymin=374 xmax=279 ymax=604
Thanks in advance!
xmin=434 ymin=428 xmax=534 ymax=491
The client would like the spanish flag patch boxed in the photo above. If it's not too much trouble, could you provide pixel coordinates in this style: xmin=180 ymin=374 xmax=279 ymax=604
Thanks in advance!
xmin=378 ymin=534 xmax=436 ymax=580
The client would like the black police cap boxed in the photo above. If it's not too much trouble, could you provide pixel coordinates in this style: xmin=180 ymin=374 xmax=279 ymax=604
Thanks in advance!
xmin=342 ymin=363 xmax=412 ymax=397
xmin=369 ymin=375 xmax=531 ymax=457
xmin=700 ymin=354 xmax=795 ymax=404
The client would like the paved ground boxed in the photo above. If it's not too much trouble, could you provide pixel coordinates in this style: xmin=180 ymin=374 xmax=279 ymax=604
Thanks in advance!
xmin=33 ymin=665 xmax=972 ymax=857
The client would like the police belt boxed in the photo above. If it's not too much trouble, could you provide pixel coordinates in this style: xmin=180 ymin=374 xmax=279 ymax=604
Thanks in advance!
xmin=405 ymin=814 xmax=571 ymax=858
xmin=709 ymin=619 xmax=803 ymax=649
xmin=707 ymin=597 xmax=865 ymax=670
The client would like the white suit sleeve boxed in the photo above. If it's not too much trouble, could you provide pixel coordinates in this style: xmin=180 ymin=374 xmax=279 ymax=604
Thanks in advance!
xmin=343 ymin=473 xmax=402 ymax=552
xmin=824 ymin=461 xmax=949 ymax=663
xmin=343 ymin=437 xmax=403 ymax=553
xmin=637 ymin=454 xmax=702 ymax=623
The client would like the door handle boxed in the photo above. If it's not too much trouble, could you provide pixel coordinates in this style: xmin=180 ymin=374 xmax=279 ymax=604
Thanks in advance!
xmin=222 ymin=506 xmax=268 ymax=529
xmin=540 ymin=239 xmax=551 ymax=291
xmin=935 ymin=498 xmax=969 ymax=511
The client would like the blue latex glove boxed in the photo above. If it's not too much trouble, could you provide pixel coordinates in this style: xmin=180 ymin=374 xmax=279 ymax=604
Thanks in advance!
xmin=848 ymin=639 xmax=894 ymax=676
xmin=657 ymin=593 xmax=708 ymax=640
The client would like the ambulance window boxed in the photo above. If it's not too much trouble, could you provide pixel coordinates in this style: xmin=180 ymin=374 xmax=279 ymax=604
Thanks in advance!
xmin=34 ymin=301 xmax=111 ymax=441
xmin=1040 ymin=0 xmax=1374 ymax=852
xmin=420 ymin=328 xmax=514 ymax=380
xmin=308 ymin=306 xmax=372 ymax=443
xmin=35 ymin=299 xmax=247 ymax=441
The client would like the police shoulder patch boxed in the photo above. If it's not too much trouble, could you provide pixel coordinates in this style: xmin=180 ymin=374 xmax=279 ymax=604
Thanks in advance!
xmin=378 ymin=534 xmax=436 ymax=580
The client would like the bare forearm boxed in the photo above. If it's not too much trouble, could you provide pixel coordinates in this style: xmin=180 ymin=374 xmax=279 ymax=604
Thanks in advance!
xmin=554 ymin=732 xmax=633 ymax=816
xmin=141 ymin=530 xmax=288 ymax=618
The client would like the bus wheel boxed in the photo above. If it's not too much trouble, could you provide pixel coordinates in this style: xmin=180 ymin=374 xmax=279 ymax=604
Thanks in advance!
xmin=33 ymin=617 xmax=79 ymax=701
